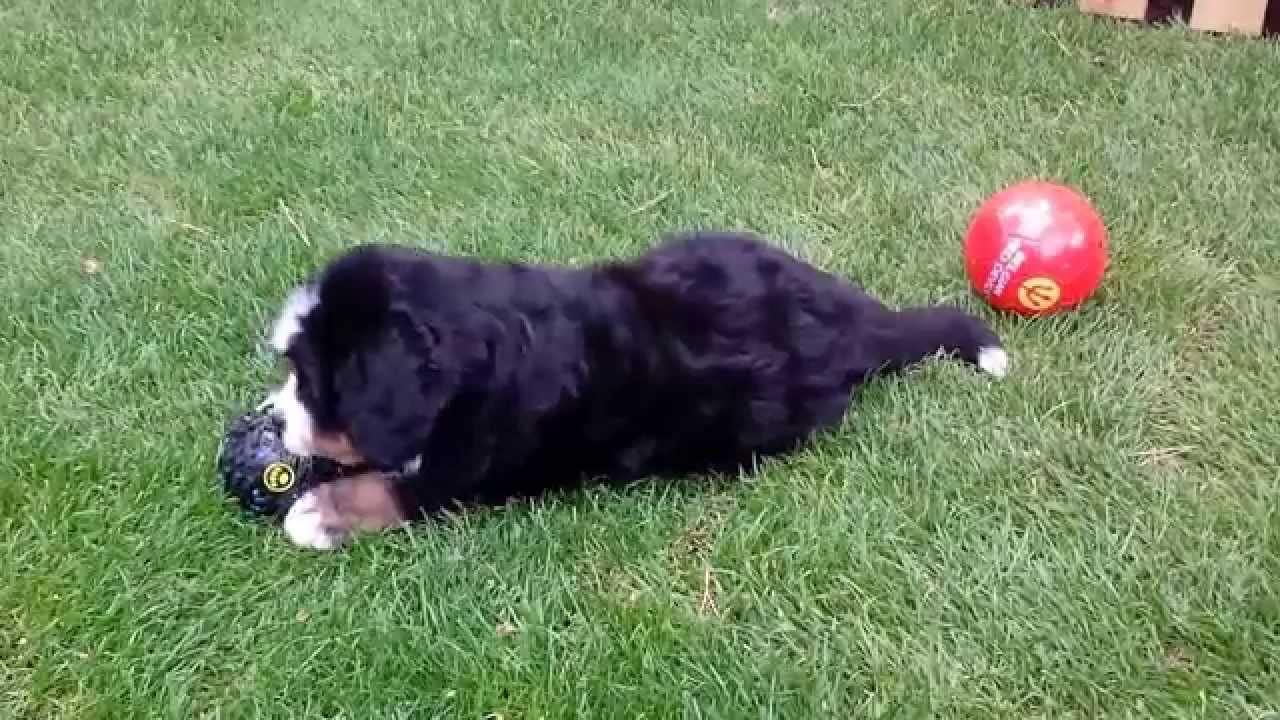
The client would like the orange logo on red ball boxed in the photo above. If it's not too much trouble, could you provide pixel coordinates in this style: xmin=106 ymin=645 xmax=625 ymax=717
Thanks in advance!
xmin=1016 ymin=276 xmax=1061 ymax=312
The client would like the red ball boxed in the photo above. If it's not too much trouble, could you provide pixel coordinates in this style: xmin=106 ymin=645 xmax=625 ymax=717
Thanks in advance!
xmin=963 ymin=180 xmax=1108 ymax=316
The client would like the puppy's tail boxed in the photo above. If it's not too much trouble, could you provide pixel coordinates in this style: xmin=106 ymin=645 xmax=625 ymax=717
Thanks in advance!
xmin=867 ymin=305 xmax=1009 ymax=379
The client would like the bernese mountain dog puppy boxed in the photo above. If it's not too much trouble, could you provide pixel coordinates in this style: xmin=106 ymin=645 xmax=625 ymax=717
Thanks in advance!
xmin=263 ymin=230 xmax=1009 ymax=549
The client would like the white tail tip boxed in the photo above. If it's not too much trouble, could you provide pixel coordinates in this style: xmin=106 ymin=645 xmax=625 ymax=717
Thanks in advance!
xmin=977 ymin=346 xmax=1010 ymax=378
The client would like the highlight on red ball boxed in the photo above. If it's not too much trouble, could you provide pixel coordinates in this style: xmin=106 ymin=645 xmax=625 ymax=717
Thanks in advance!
xmin=963 ymin=180 xmax=1108 ymax=317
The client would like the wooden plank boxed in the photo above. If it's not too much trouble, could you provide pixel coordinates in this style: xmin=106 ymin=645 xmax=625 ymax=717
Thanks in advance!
xmin=1189 ymin=0 xmax=1268 ymax=35
xmin=1076 ymin=0 xmax=1148 ymax=20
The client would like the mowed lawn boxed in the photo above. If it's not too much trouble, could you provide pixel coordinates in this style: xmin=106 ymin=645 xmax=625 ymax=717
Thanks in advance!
xmin=3 ymin=0 xmax=1279 ymax=716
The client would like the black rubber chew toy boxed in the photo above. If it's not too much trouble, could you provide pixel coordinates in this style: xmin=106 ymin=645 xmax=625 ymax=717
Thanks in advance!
xmin=216 ymin=410 xmax=342 ymax=517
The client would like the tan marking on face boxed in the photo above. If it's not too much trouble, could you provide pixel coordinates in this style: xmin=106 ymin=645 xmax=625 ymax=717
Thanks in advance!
xmin=311 ymin=432 xmax=366 ymax=466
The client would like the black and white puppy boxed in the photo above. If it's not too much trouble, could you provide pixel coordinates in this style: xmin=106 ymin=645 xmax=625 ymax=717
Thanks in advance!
xmin=264 ymin=230 xmax=1009 ymax=549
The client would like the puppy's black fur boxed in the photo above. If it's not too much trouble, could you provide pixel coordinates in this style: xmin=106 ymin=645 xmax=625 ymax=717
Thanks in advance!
xmin=281 ymin=231 xmax=1004 ymax=518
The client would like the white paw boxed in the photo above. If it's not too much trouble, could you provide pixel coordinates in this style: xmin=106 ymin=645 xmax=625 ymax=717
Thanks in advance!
xmin=977 ymin=346 xmax=1010 ymax=379
xmin=282 ymin=491 xmax=344 ymax=551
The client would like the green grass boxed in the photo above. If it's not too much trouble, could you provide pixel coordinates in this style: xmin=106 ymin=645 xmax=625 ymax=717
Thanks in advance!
xmin=3 ymin=0 xmax=1279 ymax=716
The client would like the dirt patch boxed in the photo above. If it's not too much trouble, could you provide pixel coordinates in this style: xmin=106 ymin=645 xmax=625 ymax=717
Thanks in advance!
xmin=1140 ymin=294 xmax=1239 ymax=471
xmin=668 ymin=497 xmax=735 ymax=618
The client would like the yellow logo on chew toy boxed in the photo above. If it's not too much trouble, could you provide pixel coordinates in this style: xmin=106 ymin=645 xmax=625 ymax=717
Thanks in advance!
xmin=262 ymin=462 xmax=296 ymax=493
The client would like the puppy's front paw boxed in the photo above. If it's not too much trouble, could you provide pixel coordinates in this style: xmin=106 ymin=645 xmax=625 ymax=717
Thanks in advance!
xmin=282 ymin=490 xmax=346 ymax=551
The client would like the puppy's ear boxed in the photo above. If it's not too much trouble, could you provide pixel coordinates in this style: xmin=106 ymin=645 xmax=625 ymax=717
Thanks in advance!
xmin=333 ymin=317 xmax=450 ymax=469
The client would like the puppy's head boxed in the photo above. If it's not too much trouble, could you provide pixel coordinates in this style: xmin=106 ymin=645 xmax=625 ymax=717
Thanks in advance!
xmin=263 ymin=246 xmax=445 ymax=470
